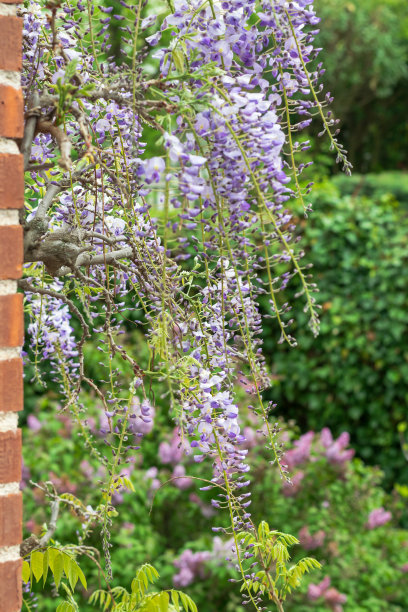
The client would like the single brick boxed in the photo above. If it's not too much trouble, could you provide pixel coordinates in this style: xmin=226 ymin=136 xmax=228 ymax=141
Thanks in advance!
xmin=0 ymin=358 xmax=23 ymax=412
xmin=0 ymin=85 xmax=23 ymax=139
xmin=0 ymin=560 xmax=22 ymax=612
xmin=0 ymin=16 xmax=22 ymax=72
xmin=0 ymin=294 xmax=24 ymax=347
xmin=0 ymin=429 xmax=21 ymax=484
xmin=0 ymin=226 xmax=23 ymax=280
xmin=0 ymin=154 xmax=24 ymax=209
xmin=0 ymin=493 xmax=22 ymax=546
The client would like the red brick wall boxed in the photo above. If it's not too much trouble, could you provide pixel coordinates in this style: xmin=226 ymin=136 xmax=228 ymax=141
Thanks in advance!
xmin=0 ymin=1 xmax=24 ymax=610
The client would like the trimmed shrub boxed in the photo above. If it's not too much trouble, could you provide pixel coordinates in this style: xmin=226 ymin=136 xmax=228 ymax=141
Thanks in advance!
xmin=264 ymin=175 xmax=408 ymax=486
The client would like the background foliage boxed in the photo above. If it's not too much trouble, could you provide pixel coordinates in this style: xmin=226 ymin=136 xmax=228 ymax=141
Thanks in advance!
xmin=313 ymin=0 xmax=408 ymax=173
xmin=264 ymin=175 xmax=408 ymax=487
xmin=21 ymin=0 xmax=408 ymax=609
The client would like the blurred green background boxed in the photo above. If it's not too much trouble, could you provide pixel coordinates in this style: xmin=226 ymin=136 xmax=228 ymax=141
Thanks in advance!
xmin=22 ymin=1 xmax=408 ymax=610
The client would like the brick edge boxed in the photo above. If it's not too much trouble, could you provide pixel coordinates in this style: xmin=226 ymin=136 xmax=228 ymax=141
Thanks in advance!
xmin=0 ymin=1 xmax=24 ymax=610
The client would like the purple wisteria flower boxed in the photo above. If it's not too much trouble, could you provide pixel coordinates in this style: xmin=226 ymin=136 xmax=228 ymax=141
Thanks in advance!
xmin=20 ymin=0 xmax=351 ymax=601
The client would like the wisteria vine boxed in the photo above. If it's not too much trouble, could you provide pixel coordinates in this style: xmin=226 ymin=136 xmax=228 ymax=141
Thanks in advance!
xmin=20 ymin=0 xmax=350 ymax=609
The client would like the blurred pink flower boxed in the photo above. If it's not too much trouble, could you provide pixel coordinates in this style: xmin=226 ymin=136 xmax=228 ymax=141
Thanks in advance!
xmin=25 ymin=519 xmax=36 ymax=534
xmin=27 ymin=414 xmax=42 ymax=432
xmin=325 ymin=587 xmax=347 ymax=611
xmin=212 ymin=536 xmax=235 ymax=565
xmin=298 ymin=526 xmax=325 ymax=550
xmin=20 ymin=460 xmax=30 ymax=490
xmin=159 ymin=428 xmax=184 ymax=464
xmin=320 ymin=428 xmax=354 ymax=466
xmin=172 ymin=464 xmax=193 ymax=490
xmin=241 ymin=426 xmax=258 ymax=450
xmin=366 ymin=507 xmax=392 ymax=529
xmin=80 ymin=460 xmax=94 ymax=479
xmin=173 ymin=549 xmax=211 ymax=587
xmin=282 ymin=470 xmax=304 ymax=497
xmin=122 ymin=522 xmax=134 ymax=532
xmin=308 ymin=576 xmax=331 ymax=601
xmin=189 ymin=493 xmax=216 ymax=518
xmin=308 ymin=577 xmax=347 ymax=611
xmin=283 ymin=432 xmax=314 ymax=470
xmin=144 ymin=466 xmax=161 ymax=492
xmin=48 ymin=471 xmax=77 ymax=494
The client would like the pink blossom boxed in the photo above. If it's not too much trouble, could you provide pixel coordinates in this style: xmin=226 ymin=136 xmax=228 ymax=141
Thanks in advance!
xmin=27 ymin=414 xmax=42 ymax=432
xmin=212 ymin=536 xmax=235 ymax=565
xmin=282 ymin=470 xmax=304 ymax=497
xmin=144 ymin=466 xmax=161 ymax=492
xmin=173 ymin=566 xmax=194 ymax=588
xmin=159 ymin=428 xmax=184 ymax=464
xmin=173 ymin=549 xmax=211 ymax=587
xmin=283 ymin=431 xmax=314 ymax=470
xmin=48 ymin=471 xmax=77 ymax=494
xmin=189 ymin=493 xmax=216 ymax=518
xmin=80 ymin=460 xmax=94 ymax=479
xmin=400 ymin=563 xmax=408 ymax=573
xmin=308 ymin=576 xmax=331 ymax=600
xmin=25 ymin=519 xmax=36 ymax=534
xmin=366 ymin=507 xmax=392 ymax=529
xmin=20 ymin=460 xmax=30 ymax=490
xmin=308 ymin=577 xmax=347 ymax=611
xmin=320 ymin=427 xmax=333 ymax=448
xmin=298 ymin=526 xmax=325 ymax=550
xmin=241 ymin=426 xmax=258 ymax=450
xmin=320 ymin=428 xmax=354 ymax=466
xmin=324 ymin=587 xmax=347 ymax=611
xmin=122 ymin=522 xmax=134 ymax=532
xmin=172 ymin=464 xmax=193 ymax=490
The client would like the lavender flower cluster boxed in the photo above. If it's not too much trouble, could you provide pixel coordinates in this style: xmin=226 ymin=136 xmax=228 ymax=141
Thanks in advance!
xmin=20 ymin=0 xmax=350 ymax=605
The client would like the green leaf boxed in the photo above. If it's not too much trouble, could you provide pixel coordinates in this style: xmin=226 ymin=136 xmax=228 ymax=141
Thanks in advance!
xmin=154 ymin=591 xmax=169 ymax=612
xmin=171 ymin=590 xmax=180 ymax=612
xmin=49 ymin=549 xmax=64 ymax=589
xmin=179 ymin=592 xmax=197 ymax=612
xmin=22 ymin=560 xmax=30 ymax=583
xmin=123 ymin=477 xmax=135 ymax=492
xmin=75 ymin=562 xmax=87 ymax=590
xmin=31 ymin=551 xmax=44 ymax=583
xmin=64 ymin=59 xmax=78 ymax=82
xmin=56 ymin=602 xmax=76 ymax=612
xmin=172 ymin=49 xmax=185 ymax=73
xmin=43 ymin=549 xmax=49 ymax=586
xmin=63 ymin=553 xmax=79 ymax=591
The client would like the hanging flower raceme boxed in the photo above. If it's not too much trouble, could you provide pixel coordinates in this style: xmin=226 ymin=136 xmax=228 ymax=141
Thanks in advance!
xmin=20 ymin=0 xmax=349 ymax=606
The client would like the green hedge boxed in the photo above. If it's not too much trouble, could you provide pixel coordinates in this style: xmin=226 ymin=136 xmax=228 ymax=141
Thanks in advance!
xmin=313 ymin=0 xmax=408 ymax=172
xmin=264 ymin=174 xmax=408 ymax=486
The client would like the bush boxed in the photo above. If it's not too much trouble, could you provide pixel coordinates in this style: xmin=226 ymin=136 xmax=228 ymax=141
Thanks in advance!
xmin=264 ymin=175 xmax=408 ymax=487
xmin=22 ymin=391 xmax=408 ymax=611
xmin=331 ymin=172 xmax=408 ymax=207
xmin=313 ymin=0 xmax=408 ymax=172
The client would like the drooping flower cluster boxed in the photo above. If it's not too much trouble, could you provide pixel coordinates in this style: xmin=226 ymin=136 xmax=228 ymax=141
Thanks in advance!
xmin=25 ymin=279 xmax=78 ymax=382
xmin=20 ymin=0 xmax=349 ymax=605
